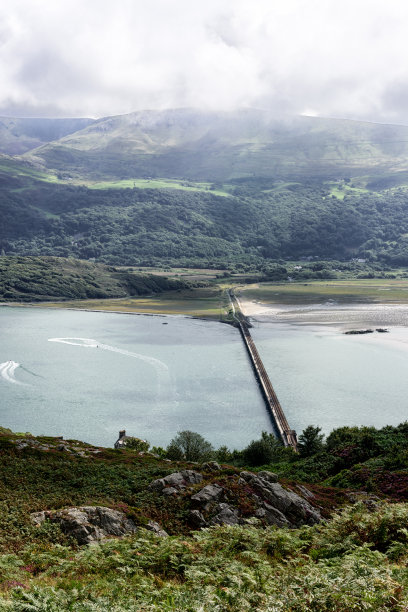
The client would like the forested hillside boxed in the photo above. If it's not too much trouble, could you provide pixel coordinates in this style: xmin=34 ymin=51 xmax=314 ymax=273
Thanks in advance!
xmin=0 ymin=256 xmax=191 ymax=301
xmin=3 ymin=110 xmax=408 ymax=268
xmin=2 ymin=176 xmax=408 ymax=267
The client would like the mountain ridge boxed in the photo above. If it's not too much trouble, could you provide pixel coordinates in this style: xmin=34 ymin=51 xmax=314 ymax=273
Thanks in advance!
xmin=21 ymin=108 xmax=408 ymax=181
xmin=0 ymin=116 xmax=95 ymax=155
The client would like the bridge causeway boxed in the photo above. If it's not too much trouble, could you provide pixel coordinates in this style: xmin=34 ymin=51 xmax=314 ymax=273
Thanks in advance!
xmin=229 ymin=290 xmax=298 ymax=451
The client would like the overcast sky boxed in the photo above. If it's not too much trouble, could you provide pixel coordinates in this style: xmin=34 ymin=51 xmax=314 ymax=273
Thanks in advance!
xmin=1 ymin=0 xmax=408 ymax=124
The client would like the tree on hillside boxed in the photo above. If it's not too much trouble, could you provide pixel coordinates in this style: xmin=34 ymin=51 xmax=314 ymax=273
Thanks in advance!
xmin=124 ymin=437 xmax=150 ymax=453
xmin=166 ymin=430 xmax=214 ymax=462
xmin=243 ymin=431 xmax=283 ymax=466
xmin=297 ymin=426 xmax=325 ymax=457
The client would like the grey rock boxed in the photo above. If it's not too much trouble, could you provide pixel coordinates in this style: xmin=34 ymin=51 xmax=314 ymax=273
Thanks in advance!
xmin=261 ymin=502 xmax=290 ymax=527
xmin=30 ymin=511 xmax=46 ymax=526
xmin=191 ymin=484 xmax=223 ymax=510
xmin=179 ymin=470 xmax=203 ymax=484
xmin=162 ymin=487 xmax=178 ymax=496
xmin=202 ymin=461 xmax=221 ymax=472
xmin=149 ymin=470 xmax=203 ymax=494
xmin=210 ymin=503 xmax=240 ymax=526
xmin=239 ymin=471 xmax=320 ymax=527
xmin=149 ymin=478 xmax=167 ymax=492
xmin=146 ymin=520 xmax=168 ymax=537
xmin=239 ymin=471 xmax=256 ymax=482
xmin=257 ymin=470 xmax=278 ymax=483
xmin=189 ymin=509 xmax=208 ymax=528
xmin=295 ymin=484 xmax=315 ymax=499
xmin=30 ymin=506 xmax=138 ymax=545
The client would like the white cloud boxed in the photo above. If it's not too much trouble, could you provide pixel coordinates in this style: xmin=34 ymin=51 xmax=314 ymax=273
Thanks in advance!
xmin=1 ymin=0 xmax=408 ymax=123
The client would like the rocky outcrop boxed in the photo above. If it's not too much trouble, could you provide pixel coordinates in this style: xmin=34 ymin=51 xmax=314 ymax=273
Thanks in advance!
xmin=201 ymin=461 xmax=222 ymax=472
xmin=149 ymin=470 xmax=203 ymax=494
xmin=189 ymin=509 xmax=207 ymax=528
xmin=145 ymin=520 xmax=169 ymax=538
xmin=13 ymin=437 xmax=101 ymax=457
xmin=30 ymin=506 xmax=138 ymax=545
xmin=210 ymin=503 xmax=240 ymax=526
xmin=150 ymin=468 xmax=321 ymax=530
xmin=191 ymin=484 xmax=224 ymax=510
xmin=239 ymin=471 xmax=320 ymax=527
xmin=31 ymin=470 xmax=321 ymax=545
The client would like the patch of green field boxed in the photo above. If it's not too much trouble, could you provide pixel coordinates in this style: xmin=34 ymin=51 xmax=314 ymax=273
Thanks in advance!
xmin=262 ymin=182 xmax=301 ymax=193
xmin=81 ymin=178 xmax=230 ymax=196
xmin=239 ymin=279 xmax=408 ymax=305
xmin=0 ymin=159 xmax=59 ymax=183
xmin=327 ymin=182 xmax=369 ymax=199
xmin=1 ymin=159 xmax=232 ymax=196
xmin=38 ymin=286 xmax=231 ymax=319
xmin=124 ymin=266 xmax=226 ymax=282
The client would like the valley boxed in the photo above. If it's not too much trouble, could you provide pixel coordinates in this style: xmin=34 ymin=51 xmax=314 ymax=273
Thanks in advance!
xmin=3 ymin=110 xmax=408 ymax=273
xmin=2 ymin=109 xmax=408 ymax=611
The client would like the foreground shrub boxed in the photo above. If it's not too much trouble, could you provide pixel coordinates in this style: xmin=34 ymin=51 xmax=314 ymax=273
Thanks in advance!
xmin=0 ymin=503 xmax=407 ymax=610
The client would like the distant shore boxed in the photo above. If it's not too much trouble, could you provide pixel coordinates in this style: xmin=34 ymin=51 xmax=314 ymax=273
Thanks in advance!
xmin=239 ymin=297 xmax=408 ymax=331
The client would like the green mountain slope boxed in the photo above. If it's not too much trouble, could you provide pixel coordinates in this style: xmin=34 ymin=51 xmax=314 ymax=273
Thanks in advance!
xmin=0 ymin=116 xmax=94 ymax=155
xmin=25 ymin=108 xmax=408 ymax=181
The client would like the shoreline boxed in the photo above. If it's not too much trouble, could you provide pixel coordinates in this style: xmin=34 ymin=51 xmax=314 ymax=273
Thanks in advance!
xmin=4 ymin=297 xmax=408 ymax=334
xmin=239 ymin=297 xmax=408 ymax=354
xmin=239 ymin=297 xmax=408 ymax=326
xmin=0 ymin=302 xmax=225 ymax=326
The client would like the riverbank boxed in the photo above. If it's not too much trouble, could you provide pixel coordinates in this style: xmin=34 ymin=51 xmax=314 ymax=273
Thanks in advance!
xmin=237 ymin=279 xmax=408 ymax=330
xmin=2 ymin=285 xmax=229 ymax=320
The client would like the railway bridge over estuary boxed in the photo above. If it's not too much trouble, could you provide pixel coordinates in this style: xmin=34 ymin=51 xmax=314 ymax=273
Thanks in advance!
xmin=229 ymin=290 xmax=298 ymax=451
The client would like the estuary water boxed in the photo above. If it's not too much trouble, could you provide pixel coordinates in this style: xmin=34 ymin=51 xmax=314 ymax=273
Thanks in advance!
xmin=248 ymin=301 xmax=408 ymax=435
xmin=0 ymin=307 xmax=270 ymax=448
xmin=1 ymin=303 xmax=408 ymax=449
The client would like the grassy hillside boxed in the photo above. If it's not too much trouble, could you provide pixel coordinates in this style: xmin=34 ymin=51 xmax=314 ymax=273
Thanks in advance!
xmin=25 ymin=109 xmax=408 ymax=182
xmin=0 ymin=425 xmax=407 ymax=609
xmin=0 ymin=117 xmax=94 ymax=155
xmin=0 ymin=256 xmax=192 ymax=302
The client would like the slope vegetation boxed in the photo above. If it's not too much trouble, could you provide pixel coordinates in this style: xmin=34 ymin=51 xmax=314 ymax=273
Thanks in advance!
xmin=3 ymin=176 xmax=408 ymax=267
xmin=0 ymin=256 xmax=191 ymax=301
xmin=26 ymin=109 xmax=408 ymax=181
xmin=2 ymin=110 xmax=408 ymax=267
xmin=0 ymin=426 xmax=407 ymax=609
xmin=0 ymin=117 xmax=94 ymax=155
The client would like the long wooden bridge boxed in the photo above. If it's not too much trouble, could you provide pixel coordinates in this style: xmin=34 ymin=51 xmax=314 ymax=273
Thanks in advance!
xmin=229 ymin=290 xmax=298 ymax=451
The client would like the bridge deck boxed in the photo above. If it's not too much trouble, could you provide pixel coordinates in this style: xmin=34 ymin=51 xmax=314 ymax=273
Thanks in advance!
xmin=238 ymin=319 xmax=298 ymax=451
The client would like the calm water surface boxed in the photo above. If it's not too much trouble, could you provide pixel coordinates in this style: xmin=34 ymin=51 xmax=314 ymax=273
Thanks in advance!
xmin=0 ymin=307 xmax=269 ymax=448
xmin=250 ymin=302 xmax=408 ymax=435
xmin=1 ymin=303 xmax=408 ymax=448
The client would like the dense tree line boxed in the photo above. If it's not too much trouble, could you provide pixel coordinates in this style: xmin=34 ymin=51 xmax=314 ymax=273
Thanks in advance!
xmin=3 ymin=178 xmax=408 ymax=267
xmin=0 ymin=256 xmax=192 ymax=301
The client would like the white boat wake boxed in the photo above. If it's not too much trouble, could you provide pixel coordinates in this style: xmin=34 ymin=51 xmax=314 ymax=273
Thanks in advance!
xmin=48 ymin=337 xmax=170 ymax=395
xmin=0 ymin=361 xmax=26 ymax=385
